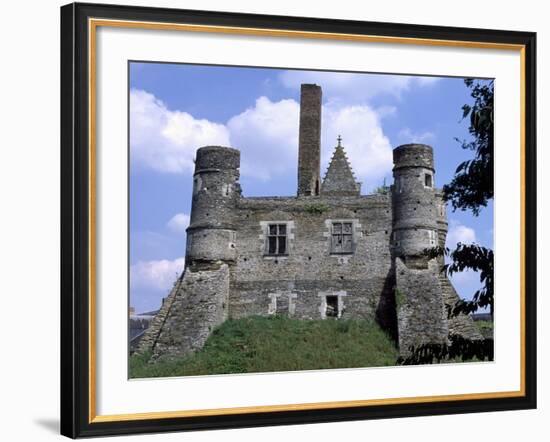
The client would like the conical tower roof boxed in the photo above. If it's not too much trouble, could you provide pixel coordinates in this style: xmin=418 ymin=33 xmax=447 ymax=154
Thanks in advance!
xmin=321 ymin=136 xmax=361 ymax=196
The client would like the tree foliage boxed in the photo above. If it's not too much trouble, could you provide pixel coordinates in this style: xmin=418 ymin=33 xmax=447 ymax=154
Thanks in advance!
xmin=446 ymin=243 xmax=494 ymax=317
xmin=443 ymin=79 xmax=494 ymax=215
xmin=399 ymin=335 xmax=494 ymax=365
xmin=423 ymin=243 xmax=494 ymax=318
xmin=401 ymin=79 xmax=495 ymax=365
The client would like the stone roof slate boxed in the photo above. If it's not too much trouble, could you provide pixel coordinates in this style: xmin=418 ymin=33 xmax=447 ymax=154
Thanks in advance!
xmin=321 ymin=143 xmax=361 ymax=196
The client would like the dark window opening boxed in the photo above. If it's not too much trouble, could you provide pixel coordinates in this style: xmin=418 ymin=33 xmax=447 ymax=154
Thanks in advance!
xmin=331 ymin=222 xmax=353 ymax=254
xmin=315 ymin=179 xmax=320 ymax=196
xmin=278 ymin=237 xmax=286 ymax=254
xmin=268 ymin=237 xmax=277 ymax=254
xmin=424 ymin=173 xmax=433 ymax=187
xmin=266 ymin=223 xmax=288 ymax=255
xmin=326 ymin=296 xmax=339 ymax=318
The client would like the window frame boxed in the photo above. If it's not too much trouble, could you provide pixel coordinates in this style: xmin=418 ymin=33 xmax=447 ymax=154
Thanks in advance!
xmin=424 ymin=172 xmax=433 ymax=188
xmin=325 ymin=295 xmax=339 ymax=318
xmin=265 ymin=223 xmax=288 ymax=256
xmin=428 ymin=229 xmax=437 ymax=246
xmin=330 ymin=221 xmax=354 ymax=255
xmin=393 ymin=230 xmax=401 ymax=247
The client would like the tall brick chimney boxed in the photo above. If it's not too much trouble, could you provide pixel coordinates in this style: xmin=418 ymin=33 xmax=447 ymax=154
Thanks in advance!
xmin=297 ymin=84 xmax=322 ymax=196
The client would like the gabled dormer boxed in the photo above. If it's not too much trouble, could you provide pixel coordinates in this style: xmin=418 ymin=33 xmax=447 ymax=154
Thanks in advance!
xmin=320 ymin=136 xmax=361 ymax=196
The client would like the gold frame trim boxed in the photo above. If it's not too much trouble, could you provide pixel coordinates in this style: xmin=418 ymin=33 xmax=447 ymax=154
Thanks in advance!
xmin=88 ymin=18 xmax=527 ymax=424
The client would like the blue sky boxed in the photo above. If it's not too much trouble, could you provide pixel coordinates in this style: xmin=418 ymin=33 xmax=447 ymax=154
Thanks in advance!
xmin=129 ymin=62 xmax=493 ymax=313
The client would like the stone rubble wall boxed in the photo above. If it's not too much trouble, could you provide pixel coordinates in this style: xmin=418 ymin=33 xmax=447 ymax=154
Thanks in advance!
xmin=229 ymin=194 xmax=397 ymax=333
xmin=395 ymin=257 xmax=449 ymax=355
xmin=439 ymin=275 xmax=484 ymax=340
xmin=135 ymin=275 xmax=183 ymax=355
xmin=139 ymin=264 xmax=230 ymax=361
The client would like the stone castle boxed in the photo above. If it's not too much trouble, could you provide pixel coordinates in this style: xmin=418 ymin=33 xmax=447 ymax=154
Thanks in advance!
xmin=138 ymin=83 xmax=481 ymax=361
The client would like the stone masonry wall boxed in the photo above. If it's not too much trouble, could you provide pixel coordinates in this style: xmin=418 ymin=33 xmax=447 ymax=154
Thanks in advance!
xmin=136 ymin=274 xmax=183 ymax=355
xmin=439 ymin=275 xmax=483 ymax=340
xmin=229 ymin=194 xmax=397 ymax=334
xmin=145 ymin=264 xmax=230 ymax=361
xmin=395 ymin=257 xmax=448 ymax=355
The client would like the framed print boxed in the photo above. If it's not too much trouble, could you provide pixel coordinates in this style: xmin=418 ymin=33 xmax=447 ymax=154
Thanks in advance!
xmin=60 ymin=2 xmax=537 ymax=438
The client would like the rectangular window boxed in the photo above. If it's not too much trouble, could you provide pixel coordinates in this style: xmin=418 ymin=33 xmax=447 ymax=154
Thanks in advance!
xmin=331 ymin=222 xmax=353 ymax=254
xmin=424 ymin=173 xmax=433 ymax=188
xmin=266 ymin=223 xmax=287 ymax=255
xmin=428 ymin=230 xmax=437 ymax=246
xmin=325 ymin=295 xmax=339 ymax=318
xmin=394 ymin=230 xmax=401 ymax=247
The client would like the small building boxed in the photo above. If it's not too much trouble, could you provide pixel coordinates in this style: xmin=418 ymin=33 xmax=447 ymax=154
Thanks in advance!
xmin=138 ymin=84 xmax=481 ymax=360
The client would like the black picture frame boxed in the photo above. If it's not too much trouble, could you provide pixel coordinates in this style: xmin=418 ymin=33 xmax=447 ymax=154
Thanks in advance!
xmin=60 ymin=2 xmax=537 ymax=438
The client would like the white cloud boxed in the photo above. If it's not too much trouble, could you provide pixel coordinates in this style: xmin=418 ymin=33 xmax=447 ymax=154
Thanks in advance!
xmin=445 ymin=220 xmax=484 ymax=298
xmin=321 ymin=104 xmax=393 ymax=190
xmin=130 ymin=90 xmax=394 ymax=188
xmin=279 ymin=71 xmax=440 ymax=101
xmin=397 ymin=128 xmax=436 ymax=144
xmin=167 ymin=213 xmax=190 ymax=233
xmin=446 ymin=220 xmax=477 ymax=248
xmin=228 ymin=96 xmax=300 ymax=181
xmin=130 ymin=257 xmax=185 ymax=292
xmin=415 ymin=76 xmax=441 ymax=86
xmin=228 ymin=97 xmax=394 ymax=188
xmin=130 ymin=89 xmax=230 ymax=173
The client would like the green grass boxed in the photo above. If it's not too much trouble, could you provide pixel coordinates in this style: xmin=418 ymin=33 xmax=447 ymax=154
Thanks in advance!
xmin=130 ymin=315 xmax=399 ymax=378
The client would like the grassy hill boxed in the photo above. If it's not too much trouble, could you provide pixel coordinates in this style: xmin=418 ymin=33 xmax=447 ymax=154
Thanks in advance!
xmin=130 ymin=315 xmax=399 ymax=378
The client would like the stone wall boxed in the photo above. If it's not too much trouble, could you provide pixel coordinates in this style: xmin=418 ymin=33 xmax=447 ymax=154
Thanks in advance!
xmin=136 ymin=274 xmax=183 ymax=355
xmin=142 ymin=263 xmax=230 ymax=361
xmin=439 ymin=275 xmax=483 ymax=340
xmin=139 ymin=145 xmax=240 ymax=360
xmin=395 ymin=257 xmax=448 ymax=355
xmin=229 ymin=194 xmax=396 ymax=333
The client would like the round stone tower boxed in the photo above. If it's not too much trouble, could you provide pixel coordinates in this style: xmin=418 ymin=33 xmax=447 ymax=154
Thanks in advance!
xmin=435 ymin=189 xmax=449 ymax=267
xmin=392 ymin=144 xmax=439 ymax=265
xmin=186 ymin=145 xmax=240 ymax=267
